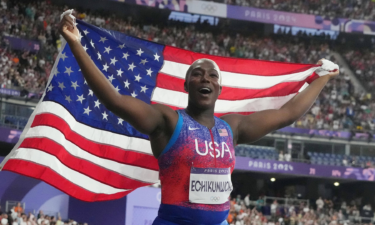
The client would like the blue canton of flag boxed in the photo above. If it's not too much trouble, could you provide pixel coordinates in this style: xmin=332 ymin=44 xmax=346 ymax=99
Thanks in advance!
xmin=45 ymin=20 xmax=165 ymax=139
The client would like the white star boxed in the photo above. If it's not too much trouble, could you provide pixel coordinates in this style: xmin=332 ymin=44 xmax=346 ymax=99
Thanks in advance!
xmin=140 ymin=85 xmax=148 ymax=93
xmin=108 ymin=75 xmax=115 ymax=82
xmin=90 ymin=39 xmax=95 ymax=48
xmin=65 ymin=95 xmax=72 ymax=103
xmin=52 ymin=68 xmax=59 ymax=76
xmin=136 ymin=48 xmax=144 ymax=56
xmin=102 ymin=63 xmax=109 ymax=72
xmin=84 ymin=79 xmax=87 ymax=85
xmin=128 ymin=63 xmax=136 ymax=71
xmin=99 ymin=36 xmax=108 ymax=43
xmin=58 ymin=82 xmax=65 ymax=90
xmin=88 ymin=89 xmax=94 ymax=96
xmin=94 ymin=99 xmax=101 ymax=108
xmin=78 ymin=31 xmax=82 ymax=41
xmin=122 ymin=52 xmax=129 ymax=60
xmin=134 ymin=74 xmax=142 ymax=82
xmin=47 ymin=84 xmax=53 ymax=92
xmin=97 ymin=52 xmax=102 ymax=60
xmin=118 ymin=44 xmax=125 ymax=49
xmin=83 ymin=106 xmax=92 ymax=115
xmin=104 ymin=46 xmax=112 ymax=54
xmin=118 ymin=118 xmax=124 ymax=125
xmin=83 ymin=29 xmax=89 ymax=35
xmin=60 ymin=52 xmax=68 ymax=61
xmin=114 ymin=86 xmax=120 ymax=92
xmin=124 ymin=80 xmax=130 ymax=89
xmin=131 ymin=91 xmax=137 ymax=98
xmin=71 ymin=81 xmax=79 ymax=90
xmin=83 ymin=45 xmax=88 ymax=51
xmin=140 ymin=58 xmax=148 ymax=65
xmin=77 ymin=94 xmax=85 ymax=104
xmin=102 ymin=111 xmax=108 ymax=120
xmin=110 ymin=57 xmax=118 ymax=65
xmin=117 ymin=68 xmax=123 ymax=77
xmin=154 ymin=53 xmax=160 ymax=61
xmin=64 ymin=67 xmax=74 ymax=76
xmin=146 ymin=68 xmax=153 ymax=76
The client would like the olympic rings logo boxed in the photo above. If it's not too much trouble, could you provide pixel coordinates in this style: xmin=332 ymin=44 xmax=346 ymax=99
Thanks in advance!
xmin=201 ymin=4 xmax=217 ymax=13
xmin=210 ymin=196 xmax=220 ymax=202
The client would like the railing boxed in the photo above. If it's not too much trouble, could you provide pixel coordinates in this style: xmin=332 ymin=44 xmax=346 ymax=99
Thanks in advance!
xmin=348 ymin=215 xmax=374 ymax=224
xmin=0 ymin=114 xmax=29 ymax=130
xmin=263 ymin=196 xmax=309 ymax=208
xmin=23 ymin=209 xmax=60 ymax=218
xmin=5 ymin=200 xmax=25 ymax=212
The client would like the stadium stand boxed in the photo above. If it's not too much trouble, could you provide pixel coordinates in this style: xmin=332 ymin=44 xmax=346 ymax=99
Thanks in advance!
xmin=0 ymin=0 xmax=370 ymax=132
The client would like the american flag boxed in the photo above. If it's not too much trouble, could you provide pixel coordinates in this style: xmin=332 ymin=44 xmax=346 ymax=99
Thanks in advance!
xmin=0 ymin=20 xmax=323 ymax=202
xmin=218 ymin=129 xmax=229 ymax=137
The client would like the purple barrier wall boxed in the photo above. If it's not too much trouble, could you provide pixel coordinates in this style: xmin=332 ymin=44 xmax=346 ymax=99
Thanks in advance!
xmin=68 ymin=196 xmax=126 ymax=225
xmin=3 ymin=36 xmax=41 ymax=52
xmin=125 ymin=187 xmax=161 ymax=225
xmin=235 ymin=157 xmax=375 ymax=181
xmin=0 ymin=127 xmax=21 ymax=144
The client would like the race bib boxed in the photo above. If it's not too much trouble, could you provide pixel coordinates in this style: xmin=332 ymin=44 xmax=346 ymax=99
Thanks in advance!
xmin=189 ymin=167 xmax=233 ymax=204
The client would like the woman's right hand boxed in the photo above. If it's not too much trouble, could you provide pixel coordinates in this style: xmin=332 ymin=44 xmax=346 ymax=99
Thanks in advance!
xmin=58 ymin=13 xmax=79 ymax=45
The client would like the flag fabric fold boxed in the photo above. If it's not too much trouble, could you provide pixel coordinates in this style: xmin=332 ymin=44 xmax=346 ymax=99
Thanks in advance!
xmin=0 ymin=20 xmax=322 ymax=202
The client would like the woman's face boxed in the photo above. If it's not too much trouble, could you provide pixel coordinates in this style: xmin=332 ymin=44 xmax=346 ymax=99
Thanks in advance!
xmin=184 ymin=59 xmax=221 ymax=109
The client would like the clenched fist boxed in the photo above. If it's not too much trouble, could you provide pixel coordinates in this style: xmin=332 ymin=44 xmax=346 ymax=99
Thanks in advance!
xmin=58 ymin=12 xmax=79 ymax=45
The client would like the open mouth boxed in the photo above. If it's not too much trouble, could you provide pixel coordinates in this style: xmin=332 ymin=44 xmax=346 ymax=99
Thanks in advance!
xmin=199 ymin=87 xmax=212 ymax=94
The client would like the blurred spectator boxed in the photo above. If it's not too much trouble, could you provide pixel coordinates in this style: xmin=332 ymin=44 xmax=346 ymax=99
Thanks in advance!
xmin=284 ymin=151 xmax=291 ymax=162
xmin=37 ymin=210 xmax=44 ymax=219
xmin=278 ymin=151 xmax=284 ymax=161
xmin=244 ymin=194 xmax=250 ymax=209
xmin=256 ymin=196 xmax=264 ymax=211
xmin=14 ymin=202 xmax=23 ymax=213
xmin=316 ymin=197 xmax=324 ymax=212
xmin=343 ymin=157 xmax=348 ymax=166
xmin=271 ymin=200 xmax=278 ymax=218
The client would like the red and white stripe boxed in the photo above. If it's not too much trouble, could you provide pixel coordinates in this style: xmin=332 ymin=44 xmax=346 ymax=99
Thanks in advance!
xmin=0 ymin=45 xmax=321 ymax=202
xmin=151 ymin=46 xmax=320 ymax=117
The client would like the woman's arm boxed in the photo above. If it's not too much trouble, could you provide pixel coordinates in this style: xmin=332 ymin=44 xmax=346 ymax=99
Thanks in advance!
xmin=58 ymin=14 xmax=176 ymax=136
xmin=222 ymin=60 xmax=339 ymax=145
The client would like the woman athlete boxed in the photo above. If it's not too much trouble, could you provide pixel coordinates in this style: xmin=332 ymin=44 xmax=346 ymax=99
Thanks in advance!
xmin=59 ymin=14 xmax=339 ymax=225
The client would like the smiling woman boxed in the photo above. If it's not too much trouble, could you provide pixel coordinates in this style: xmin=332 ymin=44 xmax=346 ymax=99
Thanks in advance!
xmin=58 ymin=11 xmax=339 ymax=224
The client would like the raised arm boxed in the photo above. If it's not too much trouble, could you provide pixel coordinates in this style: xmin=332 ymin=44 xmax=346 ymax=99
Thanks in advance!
xmin=222 ymin=60 xmax=339 ymax=145
xmin=58 ymin=14 xmax=177 ymax=141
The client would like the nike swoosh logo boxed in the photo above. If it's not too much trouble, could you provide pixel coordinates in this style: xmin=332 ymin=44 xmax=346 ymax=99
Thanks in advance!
xmin=189 ymin=126 xmax=200 ymax=131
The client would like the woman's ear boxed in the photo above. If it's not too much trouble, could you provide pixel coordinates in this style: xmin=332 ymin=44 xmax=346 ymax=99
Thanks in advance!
xmin=219 ymin=86 xmax=222 ymax=95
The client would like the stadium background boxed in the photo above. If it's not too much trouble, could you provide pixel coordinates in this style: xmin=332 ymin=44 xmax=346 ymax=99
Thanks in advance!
xmin=1 ymin=0 xmax=375 ymax=224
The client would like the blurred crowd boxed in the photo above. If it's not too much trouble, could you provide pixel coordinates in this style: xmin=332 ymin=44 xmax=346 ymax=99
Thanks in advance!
xmin=0 ymin=203 xmax=86 ymax=225
xmin=228 ymin=195 xmax=374 ymax=225
xmin=0 ymin=0 xmax=59 ymax=94
xmin=0 ymin=0 xmax=375 ymax=132
xmin=206 ymin=0 xmax=375 ymax=21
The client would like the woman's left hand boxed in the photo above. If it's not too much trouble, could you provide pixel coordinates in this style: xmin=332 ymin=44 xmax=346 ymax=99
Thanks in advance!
xmin=317 ymin=58 xmax=340 ymax=79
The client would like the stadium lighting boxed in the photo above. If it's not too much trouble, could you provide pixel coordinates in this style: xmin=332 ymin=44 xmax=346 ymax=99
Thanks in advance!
xmin=334 ymin=182 xmax=340 ymax=186
xmin=270 ymin=178 xmax=276 ymax=182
